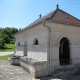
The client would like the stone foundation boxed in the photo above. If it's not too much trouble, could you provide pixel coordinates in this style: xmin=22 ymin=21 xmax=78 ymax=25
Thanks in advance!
xmin=20 ymin=57 xmax=48 ymax=78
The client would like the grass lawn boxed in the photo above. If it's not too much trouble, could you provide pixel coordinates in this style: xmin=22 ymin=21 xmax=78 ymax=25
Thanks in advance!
xmin=0 ymin=44 xmax=14 ymax=52
xmin=0 ymin=55 xmax=8 ymax=60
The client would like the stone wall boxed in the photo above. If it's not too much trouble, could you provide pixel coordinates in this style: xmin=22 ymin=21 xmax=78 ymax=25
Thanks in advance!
xmin=14 ymin=24 xmax=48 ymax=61
xmin=46 ymin=22 xmax=80 ymax=71
xmin=14 ymin=22 xmax=80 ymax=74
xmin=20 ymin=57 xmax=48 ymax=77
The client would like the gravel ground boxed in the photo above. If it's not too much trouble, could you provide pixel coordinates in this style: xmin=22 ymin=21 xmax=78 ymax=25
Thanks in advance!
xmin=0 ymin=61 xmax=36 ymax=80
xmin=0 ymin=60 xmax=80 ymax=80
xmin=0 ymin=51 xmax=14 ymax=56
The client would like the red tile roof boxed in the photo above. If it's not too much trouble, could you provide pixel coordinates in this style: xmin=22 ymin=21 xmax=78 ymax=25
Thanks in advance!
xmin=46 ymin=9 xmax=80 ymax=27
xmin=14 ymin=6 xmax=80 ymax=36
xmin=26 ymin=7 xmax=80 ymax=29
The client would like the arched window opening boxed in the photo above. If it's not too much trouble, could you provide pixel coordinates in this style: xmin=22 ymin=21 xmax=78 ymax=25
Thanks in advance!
xmin=18 ymin=42 xmax=20 ymax=46
xmin=33 ymin=39 xmax=38 ymax=45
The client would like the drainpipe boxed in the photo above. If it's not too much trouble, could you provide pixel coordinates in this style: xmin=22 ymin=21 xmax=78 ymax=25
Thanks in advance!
xmin=43 ymin=21 xmax=51 ymax=75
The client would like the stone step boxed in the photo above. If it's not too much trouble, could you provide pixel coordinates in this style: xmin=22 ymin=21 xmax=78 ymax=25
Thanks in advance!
xmin=55 ymin=67 xmax=79 ymax=73
xmin=52 ymin=67 xmax=80 ymax=78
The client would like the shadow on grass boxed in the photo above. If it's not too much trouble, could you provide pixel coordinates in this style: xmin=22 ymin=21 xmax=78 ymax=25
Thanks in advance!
xmin=0 ymin=48 xmax=14 ymax=52
xmin=1 ymin=48 xmax=13 ymax=49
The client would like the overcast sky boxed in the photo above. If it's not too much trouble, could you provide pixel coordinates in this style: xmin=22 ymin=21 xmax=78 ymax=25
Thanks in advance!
xmin=0 ymin=0 xmax=80 ymax=29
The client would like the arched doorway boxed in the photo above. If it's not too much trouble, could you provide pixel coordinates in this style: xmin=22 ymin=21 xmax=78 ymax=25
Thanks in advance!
xmin=59 ymin=37 xmax=70 ymax=65
xmin=24 ymin=40 xmax=27 ymax=56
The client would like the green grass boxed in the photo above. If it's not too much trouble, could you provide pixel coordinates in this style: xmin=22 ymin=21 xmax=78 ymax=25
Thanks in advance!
xmin=0 ymin=55 xmax=8 ymax=60
xmin=0 ymin=44 xmax=14 ymax=52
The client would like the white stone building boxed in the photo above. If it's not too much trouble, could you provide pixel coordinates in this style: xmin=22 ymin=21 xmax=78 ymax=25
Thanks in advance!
xmin=13 ymin=5 xmax=80 ymax=77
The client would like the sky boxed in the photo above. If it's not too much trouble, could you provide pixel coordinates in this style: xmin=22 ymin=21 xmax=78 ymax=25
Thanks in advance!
xmin=0 ymin=0 xmax=80 ymax=29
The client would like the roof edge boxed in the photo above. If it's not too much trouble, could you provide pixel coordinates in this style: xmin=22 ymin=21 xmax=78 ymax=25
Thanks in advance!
xmin=13 ymin=21 xmax=44 ymax=36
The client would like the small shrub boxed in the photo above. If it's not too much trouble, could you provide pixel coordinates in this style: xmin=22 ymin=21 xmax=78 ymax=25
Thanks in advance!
xmin=10 ymin=39 xmax=14 ymax=44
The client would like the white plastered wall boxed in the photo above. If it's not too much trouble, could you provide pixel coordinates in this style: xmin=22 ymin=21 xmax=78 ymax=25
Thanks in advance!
xmin=46 ymin=22 xmax=80 ymax=71
xmin=14 ymin=21 xmax=80 ymax=72
xmin=14 ymin=24 xmax=48 ymax=61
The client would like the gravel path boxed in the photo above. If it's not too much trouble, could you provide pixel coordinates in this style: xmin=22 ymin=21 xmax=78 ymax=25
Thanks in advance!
xmin=0 ymin=60 xmax=80 ymax=80
xmin=0 ymin=61 xmax=36 ymax=80
xmin=0 ymin=51 xmax=14 ymax=56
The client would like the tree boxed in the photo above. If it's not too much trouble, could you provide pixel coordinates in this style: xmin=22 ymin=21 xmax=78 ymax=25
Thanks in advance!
xmin=0 ymin=27 xmax=2 ymax=31
xmin=19 ymin=28 xmax=22 ymax=31
xmin=0 ymin=27 xmax=12 ymax=43
xmin=0 ymin=34 xmax=5 ymax=48
xmin=11 ymin=27 xmax=18 ymax=34
xmin=0 ymin=27 xmax=19 ymax=49
xmin=1 ymin=27 xmax=12 ymax=38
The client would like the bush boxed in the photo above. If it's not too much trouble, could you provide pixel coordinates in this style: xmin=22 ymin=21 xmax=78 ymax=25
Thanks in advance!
xmin=10 ymin=39 xmax=14 ymax=44
xmin=0 ymin=37 xmax=5 ymax=49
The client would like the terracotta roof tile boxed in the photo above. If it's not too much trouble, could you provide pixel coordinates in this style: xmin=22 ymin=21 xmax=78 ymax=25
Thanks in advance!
xmin=25 ymin=10 xmax=56 ymax=29
xmin=25 ymin=8 xmax=80 ymax=29
xmin=14 ymin=6 xmax=80 ymax=36
xmin=48 ymin=9 xmax=80 ymax=26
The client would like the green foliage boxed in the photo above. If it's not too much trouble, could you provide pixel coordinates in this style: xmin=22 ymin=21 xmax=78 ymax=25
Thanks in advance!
xmin=0 ymin=55 xmax=8 ymax=60
xmin=19 ymin=28 xmax=22 ymax=31
xmin=0 ymin=27 xmax=2 ymax=31
xmin=11 ymin=27 xmax=18 ymax=34
xmin=0 ymin=34 xmax=5 ymax=48
xmin=0 ymin=27 xmax=18 ymax=49
xmin=1 ymin=27 xmax=12 ymax=37
xmin=0 ymin=44 xmax=14 ymax=52
xmin=10 ymin=39 xmax=14 ymax=44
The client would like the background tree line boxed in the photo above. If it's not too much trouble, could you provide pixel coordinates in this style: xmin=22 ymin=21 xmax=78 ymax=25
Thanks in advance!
xmin=0 ymin=27 xmax=23 ymax=49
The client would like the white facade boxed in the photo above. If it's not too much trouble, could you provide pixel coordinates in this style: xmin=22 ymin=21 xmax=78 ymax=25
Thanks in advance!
xmin=13 ymin=6 xmax=80 ymax=77
xmin=15 ymin=24 xmax=48 ymax=61
xmin=14 ymin=22 xmax=80 ymax=73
